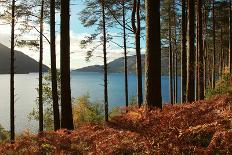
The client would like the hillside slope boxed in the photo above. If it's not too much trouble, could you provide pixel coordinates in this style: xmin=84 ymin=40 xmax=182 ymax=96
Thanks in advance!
xmin=0 ymin=43 xmax=49 ymax=74
xmin=74 ymin=53 xmax=177 ymax=75
xmin=1 ymin=94 xmax=231 ymax=154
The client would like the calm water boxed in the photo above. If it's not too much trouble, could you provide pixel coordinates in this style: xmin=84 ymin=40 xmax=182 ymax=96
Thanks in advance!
xmin=0 ymin=72 xmax=180 ymax=133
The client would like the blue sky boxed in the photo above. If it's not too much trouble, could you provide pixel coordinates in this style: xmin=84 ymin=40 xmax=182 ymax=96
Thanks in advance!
xmin=0 ymin=0 xmax=146 ymax=69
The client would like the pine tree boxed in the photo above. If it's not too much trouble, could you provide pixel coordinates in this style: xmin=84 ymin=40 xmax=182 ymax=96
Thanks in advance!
xmin=50 ymin=0 xmax=60 ymax=130
xmin=186 ymin=0 xmax=195 ymax=102
xmin=145 ymin=0 xmax=162 ymax=108
xmin=60 ymin=0 xmax=74 ymax=130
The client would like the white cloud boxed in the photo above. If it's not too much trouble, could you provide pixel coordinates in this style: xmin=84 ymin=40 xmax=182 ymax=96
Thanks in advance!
xmin=0 ymin=19 xmax=136 ymax=69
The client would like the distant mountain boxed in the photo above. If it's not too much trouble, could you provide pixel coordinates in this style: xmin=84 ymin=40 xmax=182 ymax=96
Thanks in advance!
xmin=0 ymin=43 xmax=49 ymax=74
xmin=74 ymin=53 xmax=177 ymax=75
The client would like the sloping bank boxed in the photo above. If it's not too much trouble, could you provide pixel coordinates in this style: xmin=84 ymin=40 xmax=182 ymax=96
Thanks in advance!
xmin=0 ymin=94 xmax=232 ymax=154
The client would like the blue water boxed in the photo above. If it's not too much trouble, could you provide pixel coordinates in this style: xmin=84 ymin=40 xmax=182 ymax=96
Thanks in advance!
xmin=0 ymin=72 xmax=180 ymax=133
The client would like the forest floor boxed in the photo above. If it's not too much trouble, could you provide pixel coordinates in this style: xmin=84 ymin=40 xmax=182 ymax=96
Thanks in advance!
xmin=0 ymin=94 xmax=232 ymax=154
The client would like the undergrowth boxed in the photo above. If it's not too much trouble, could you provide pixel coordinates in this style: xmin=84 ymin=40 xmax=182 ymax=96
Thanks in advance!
xmin=0 ymin=94 xmax=232 ymax=154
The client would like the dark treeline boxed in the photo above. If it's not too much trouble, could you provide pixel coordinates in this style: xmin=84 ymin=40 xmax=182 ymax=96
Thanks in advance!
xmin=0 ymin=0 xmax=231 ymax=142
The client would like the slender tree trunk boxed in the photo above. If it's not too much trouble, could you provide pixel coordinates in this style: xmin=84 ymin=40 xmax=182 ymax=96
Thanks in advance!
xmin=203 ymin=8 xmax=207 ymax=94
xmin=181 ymin=0 xmax=187 ymax=103
xmin=39 ymin=0 xmax=44 ymax=133
xmin=229 ymin=0 xmax=232 ymax=72
xmin=196 ymin=7 xmax=199 ymax=101
xmin=50 ymin=0 xmax=60 ymax=130
xmin=102 ymin=0 xmax=108 ymax=121
xmin=220 ymin=25 xmax=223 ymax=78
xmin=60 ymin=0 xmax=74 ymax=130
xmin=212 ymin=0 xmax=216 ymax=89
xmin=132 ymin=0 xmax=143 ymax=107
xmin=173 ymin=44 xmax=176 ymax=103
xmin=10 ymin=0 xmax=15 ymax=141
xmin=186 ymin=0 xmax=195 ymax=102
xmin=204 ymin=41 xmax=207 ymax=93
xmin=197 ymin=0 xmax=204 ymax=100
xmin=174 ymin=14 xmax=178 ymax=103
xmin=168 ymin=5 xmax=173 ymax=105
xmin=145 ymin=0 xmax=162 ymax=108
xmin=122 ymin=0 xmax=129 ymax=111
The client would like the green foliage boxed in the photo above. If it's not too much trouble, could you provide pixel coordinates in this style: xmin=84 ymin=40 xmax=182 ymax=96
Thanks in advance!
xmin=28 ymin=70 xmax=104 ymax=130
xmin=28 ymin=70 xmax=61 ymax=131
xmin=0 ymin=124 xmax=9 ymax=142
xmin=205 ymin=70 xmax=232 ymax=98
xmin=73 ymin=94 xmax=104 ymax=128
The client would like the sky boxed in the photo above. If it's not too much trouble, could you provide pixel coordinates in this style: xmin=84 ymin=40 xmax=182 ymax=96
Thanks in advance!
xmin=0 ymin=0 xmax=145 ymax=69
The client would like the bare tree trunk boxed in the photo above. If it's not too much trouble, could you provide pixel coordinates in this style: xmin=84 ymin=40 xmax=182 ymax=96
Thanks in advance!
xmin=168 ymin=5 xmax=173 ymax=105
xmin=10 ymin=0 xmax=15 ymax=142
xmin=132 ymin=0 xmax=143 ymax=107
xmin=102 ymin=0 xmax=108 ymax=121
xmin=50 ymin=0 xmax=60 ymax=130
xmin=122 ymin=0 xmax=129 ymax=111
xmin=229 ymin=0 xmax=232 ymax=72
xmin=181 ymin=0 xmax=187 ymax=103
xmin=60 ymin=0 xmax=74 ymax=130
xmin=197 ymin=0 xmax=204 ymax=100
xmin=186 ymin=0 xmax=195 ymax=102
xmin=174 ymin=14 xmax=178 ymax=103
xmin=212 ymin=0 xmax=216 ymax=89
xmin=220 ymin=25 xmax=223 ymax=78
xmin=145 ymin=0 xmax=162 ymax=108
xmin=39 ymin=0 xmax=44 ymax=133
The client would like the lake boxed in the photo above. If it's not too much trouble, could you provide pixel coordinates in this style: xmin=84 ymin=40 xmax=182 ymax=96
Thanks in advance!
xmin=0 ymin=72 xmax=180 ymax=133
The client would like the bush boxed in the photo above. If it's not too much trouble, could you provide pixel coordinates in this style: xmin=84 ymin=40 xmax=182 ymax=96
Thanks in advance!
xmin=73 ymin=95 xmax=104 ymax=128
xmin=205 ymin=69 xmax=232 ymax=98
xmin=0 ymin=124 xmax=9 ymax=141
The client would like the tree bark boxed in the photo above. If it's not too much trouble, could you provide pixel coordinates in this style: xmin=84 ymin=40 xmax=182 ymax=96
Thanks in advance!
xmin=186 ymin=0 xmax=195 ymax=102
xmin=132 ymin=0 xmax=143 ymax=107
xmin=212 ymin=0 xmax=216 ymax=89
xmin=50 ymin=0 xmax=60 ymax=130
xmin=60 ymin=0 xmax=74 ymax=130
xmin=197 ymin=0 xmax=204 ymax=100
xmin=181 ymin=0 xmax=187 ymax=103
xmin=122 ymin=0 xmax=129 ymax=111
xmin=10 ymin=0 xmax=15 ymax=142
xmin=39 ymin=0 xmax=44 ymax=133
xmin=229 ymin=0 xmax=232 ymax=72
xmin=145 ymin=0 xmax=162 ymax=108
xmin=102 ymin=0 xmax=108 ymax=121
xmin=168 ymin=5 xmax=173 ymax=105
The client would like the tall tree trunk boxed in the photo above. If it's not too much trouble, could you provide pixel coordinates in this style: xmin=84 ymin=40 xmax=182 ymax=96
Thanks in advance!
xmin=196 ymin=6 xmax=199 ymax=101
xmin=174 ymin=14 xmax=178 ymax=103
xmin=168 ymin=5 xmax=173 ymax=105
xmin=132 ymin=0 xmax=143 ymax=107
xmin=186 ymin=0 xmax=195 ymax=102
xmin=10 ymin=0 xmax=15 ymax=141
xmin=212 ymin=0 xmax=216 ymax=89
xmin=181 ymin=0 xmax=187 ymax=103
xmin=60 ymin=0 xmax=74 ymax=130
xmin=39 ymin=0 xmax=44 ymax=133
xmin=203 ymin=8 xmax=207 ymax=94
xmin=173 ymin=43 xmax=176 ymax=103
xmin=220 ymin=25 xmax=223 ymax=78
xmin=50 ymin=0 xmax=60 ymax=130
xmin=145 ymin=0 xmax=162 ymax=108
xmin=102 ymin=0 xmax=108 ymax=121
xmin=197 ymin=0 xmax=204 ymax=100
xmin=122 ymin=0 xmax=129 ymax=111
xmin=229 ymin=0 xmax=232 ymax=72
